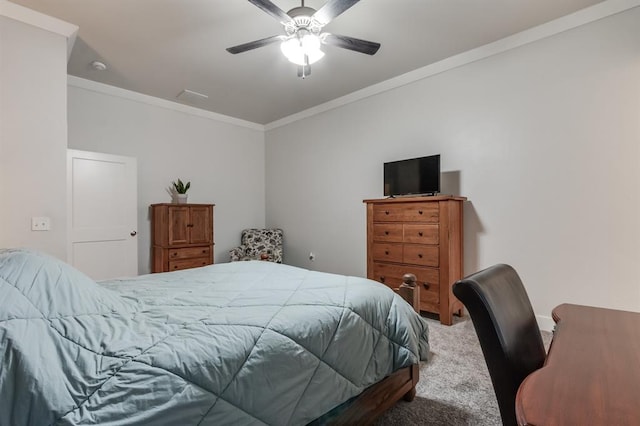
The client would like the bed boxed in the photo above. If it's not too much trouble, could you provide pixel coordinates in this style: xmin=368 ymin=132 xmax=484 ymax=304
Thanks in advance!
xmin=0 ymin=249 xmax=429 ymax=425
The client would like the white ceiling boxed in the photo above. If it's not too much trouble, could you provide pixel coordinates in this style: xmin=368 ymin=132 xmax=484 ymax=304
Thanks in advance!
xmin=13 ymin=0 xmax=605 ymax=124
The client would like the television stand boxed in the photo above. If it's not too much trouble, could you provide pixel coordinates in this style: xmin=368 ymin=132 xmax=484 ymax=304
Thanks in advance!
xmin=363 ymin=195 xmax=467 ymax=325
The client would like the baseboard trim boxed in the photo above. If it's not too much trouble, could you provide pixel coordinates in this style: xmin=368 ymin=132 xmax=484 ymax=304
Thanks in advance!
xmin=536 ymin=314 xmax=555 ymax=333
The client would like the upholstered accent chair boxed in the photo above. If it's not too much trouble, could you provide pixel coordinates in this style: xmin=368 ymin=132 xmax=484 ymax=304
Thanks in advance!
xmin=452 ymin=264 xmax=546 ymax=426
xmin=229 ymin=228 xmax=283 ymax=263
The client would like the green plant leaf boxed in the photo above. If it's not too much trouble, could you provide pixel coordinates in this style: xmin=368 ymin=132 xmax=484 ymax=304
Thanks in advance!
xmin=172 ymin=178 xmax=190 ymax=194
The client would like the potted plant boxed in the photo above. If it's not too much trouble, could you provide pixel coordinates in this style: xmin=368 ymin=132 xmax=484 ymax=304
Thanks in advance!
xmin=172 ymin=179 xmax=191 ymax=204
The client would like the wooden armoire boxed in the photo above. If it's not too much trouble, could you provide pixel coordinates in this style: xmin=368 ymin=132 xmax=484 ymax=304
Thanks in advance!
xmin=150 ymin=203 xmax=214 ymax=273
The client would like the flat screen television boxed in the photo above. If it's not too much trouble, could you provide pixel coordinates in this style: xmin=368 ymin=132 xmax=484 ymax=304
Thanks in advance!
xmin=384 ymin=154 xmax=440 ymax=197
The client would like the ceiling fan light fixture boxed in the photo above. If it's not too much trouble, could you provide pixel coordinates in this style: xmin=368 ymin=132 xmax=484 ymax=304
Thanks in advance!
xmin=301 ymin=32 xmax=321 ymax=51
xmin=280 ymin=33 xmax=324 ymax=66
xmin=226 ymin=0 xmax=380 ymax=76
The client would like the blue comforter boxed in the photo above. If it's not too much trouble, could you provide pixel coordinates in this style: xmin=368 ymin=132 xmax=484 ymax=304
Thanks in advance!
xmin=0 ymin=249 xmax=429 ymax=425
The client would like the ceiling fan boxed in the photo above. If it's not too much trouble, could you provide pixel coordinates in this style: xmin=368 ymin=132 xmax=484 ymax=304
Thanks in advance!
xmin=226 ymin=0 xmax=381 ymax=78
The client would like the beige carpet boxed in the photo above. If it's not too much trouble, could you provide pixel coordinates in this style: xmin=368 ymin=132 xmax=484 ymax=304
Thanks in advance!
xmin=375 ymin=315 xmax=552 ymax=426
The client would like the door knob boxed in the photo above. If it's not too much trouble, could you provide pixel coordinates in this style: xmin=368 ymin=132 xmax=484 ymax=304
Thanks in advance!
xmin=130 ymin=231 xmax=137 ymax=236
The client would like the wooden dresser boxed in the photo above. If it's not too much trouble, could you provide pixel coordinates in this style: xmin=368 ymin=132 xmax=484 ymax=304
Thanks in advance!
xmin=364 ymin=196 xmax=466 ymax=325
xmin=151 ymin=203 xmax=214 ymax=273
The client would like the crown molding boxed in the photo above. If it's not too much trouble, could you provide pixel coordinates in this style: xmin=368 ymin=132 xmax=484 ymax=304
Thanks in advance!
xmin=265 ymin=0 xmax=640 ymax=131
xmin=68 ymin=76 xmax=265 ymax=131
xmin=0 ymin=0 xmax=78 ymax=60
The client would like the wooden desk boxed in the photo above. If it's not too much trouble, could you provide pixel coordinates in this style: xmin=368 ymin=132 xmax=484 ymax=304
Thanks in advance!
xmin=516 ymin=304 xmax=640 ymax=426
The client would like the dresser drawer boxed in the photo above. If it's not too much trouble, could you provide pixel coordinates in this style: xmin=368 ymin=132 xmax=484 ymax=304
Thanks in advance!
xmin=372 ymin=203 xmax=439 ymax=223
xmin=372 ymin=243 xmax=403 ymax=263
xmin=371 ymin=263 xmax=440 ymax=312
xmin=169 ymin=246 xmax=211 ymax=260
xmin=169 ymin=257 xmax=211 ymax=271
xmin=403 ymin=224 xmax=439 ymax=244
xmin=407 ymin=266 xmax=440 ymax=313
xmin=371 ymin=262 xmax=439 ymax=287
xmin=372 ymin=224 xmax=403 ymax=242
xmin=403 ymin=245 xmax=439 ymax=267
xmin=419 ymin=287 xmax=440 ymax=314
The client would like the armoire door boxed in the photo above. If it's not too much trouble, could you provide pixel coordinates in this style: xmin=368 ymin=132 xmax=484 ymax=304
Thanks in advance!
xmin=188 ymin=206 xmax=212 ymax=244
xmin=168 ymin=206 xmax=189 ymax=245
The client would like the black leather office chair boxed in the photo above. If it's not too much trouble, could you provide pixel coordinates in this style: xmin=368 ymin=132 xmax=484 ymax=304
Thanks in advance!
xmin=452 ymin=264 xmax=546 ymax=426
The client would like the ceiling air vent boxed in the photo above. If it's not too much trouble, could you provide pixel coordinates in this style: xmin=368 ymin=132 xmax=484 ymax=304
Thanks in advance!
xmin=176 ymin=89 xmax=209 ymax=104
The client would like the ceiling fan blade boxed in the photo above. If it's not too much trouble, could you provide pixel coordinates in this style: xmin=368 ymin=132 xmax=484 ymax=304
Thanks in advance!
xmin=313 ymin=0 xmax=361 ymax=25
xmin=248 ymin=0 xmax=294 ymax=24
xmin=226 ymin=35 xmax=284 ymax=54
xmin=322 ymin=33 xmax=380 ymax=55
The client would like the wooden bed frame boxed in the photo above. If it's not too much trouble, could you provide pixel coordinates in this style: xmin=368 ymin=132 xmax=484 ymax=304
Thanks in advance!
xmin=328 ymin=274 xmax=421 ymax=425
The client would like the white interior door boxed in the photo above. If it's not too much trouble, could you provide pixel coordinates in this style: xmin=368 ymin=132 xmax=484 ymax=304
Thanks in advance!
xmin=67 ymin=149 xmax=138 ymax=280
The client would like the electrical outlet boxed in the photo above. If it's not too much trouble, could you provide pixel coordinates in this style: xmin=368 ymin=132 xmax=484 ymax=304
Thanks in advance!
xmin=31 ymin=217 xmax=51 ymax=231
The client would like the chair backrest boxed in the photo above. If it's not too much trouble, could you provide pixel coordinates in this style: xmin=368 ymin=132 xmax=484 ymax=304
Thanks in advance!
xmin=452 ymin=264 xmax=546 ymax=426
xmin=240 ymin=228 xmax=283 ymax=262
xmin=241 ymin=228 xmax=283 ymax=247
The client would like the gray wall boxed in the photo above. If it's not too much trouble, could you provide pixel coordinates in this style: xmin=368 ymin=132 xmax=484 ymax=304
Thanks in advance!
xmin=265 ymin=8 xmax=640 ymax=326
xmin=67 ymin=82 xmax=266 ymax=273
xmin=0 ymin=9 xmax=76 ymax=260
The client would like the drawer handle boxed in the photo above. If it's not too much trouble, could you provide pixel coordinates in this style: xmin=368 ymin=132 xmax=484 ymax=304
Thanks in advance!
xmin=418 ymin=253 xmax=423 ymax=258
xmin=379 ymin=276 xmax=386 ymax=283
xmin=384 ymin=231 xmax=389 ymax=235
xmin=423 ymin=282 xmax=430 ymax=290
xmin=418 ymin=210 xmax=423 ymax=215
xmin=385 ymin=210 xmax=390 ymax=215
xmin=187 ymin=224 xmax=194 ymax=228
xmin=174 ymin=265 xmax=179 ymax=269
xmin=385 ymin=250 xmax=389 ymax=255
xmin=202 ymin=261 xmax=207 ymax=265
xmin=418 ymin=232 xmax=423 ymax=237
xmin=202 ymin=249 xmax=207 ymax=254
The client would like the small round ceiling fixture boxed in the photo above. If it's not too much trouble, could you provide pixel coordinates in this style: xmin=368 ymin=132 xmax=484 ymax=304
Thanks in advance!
xmin=91 ymin=60 xmax=107 ymax=71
